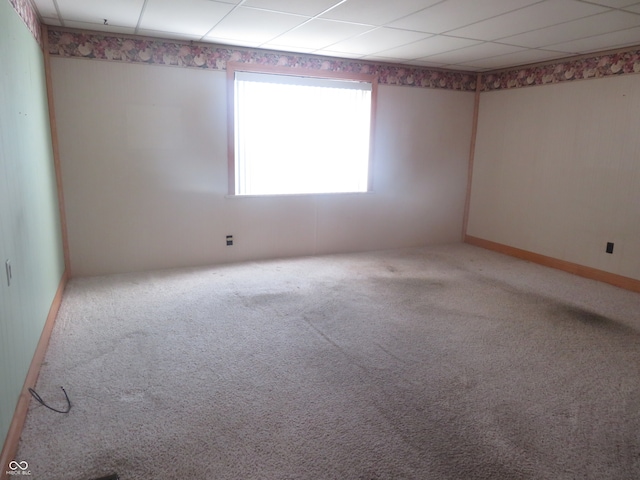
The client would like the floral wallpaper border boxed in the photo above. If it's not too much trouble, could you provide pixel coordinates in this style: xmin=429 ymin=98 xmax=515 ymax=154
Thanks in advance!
xmin=46 ymin=28 xmax=478 ymax=92
xmin=26 ymin=23 xmax=640 ymax=92
xmin=481 ymin=48 xmax=640 ymax=91
xmin=8 ymin=0 xmax=42 ymax=47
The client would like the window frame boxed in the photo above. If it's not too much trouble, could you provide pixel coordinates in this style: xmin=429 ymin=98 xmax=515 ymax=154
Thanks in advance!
xmin=226 ymin=62 xmax=378 ymax=196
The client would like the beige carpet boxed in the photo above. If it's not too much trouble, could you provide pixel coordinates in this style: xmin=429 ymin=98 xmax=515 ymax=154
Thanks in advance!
xmin=16 ymin=243 xmax=640 ymax=479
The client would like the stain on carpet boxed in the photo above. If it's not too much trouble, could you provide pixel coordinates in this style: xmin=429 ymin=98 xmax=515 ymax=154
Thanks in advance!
xmin=370 ymin=276 xmax=446 ymax=291
xmin=549 ymin=302 xmax=638 ymax=336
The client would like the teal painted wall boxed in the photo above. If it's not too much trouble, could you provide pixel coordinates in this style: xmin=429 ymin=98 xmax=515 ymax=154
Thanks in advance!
xmin=0 ymin=0 xmax=65 ymax=449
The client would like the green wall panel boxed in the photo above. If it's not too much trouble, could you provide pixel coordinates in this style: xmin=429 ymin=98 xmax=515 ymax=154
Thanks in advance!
xmin=0 ymin=0 xmax=65 ymax=449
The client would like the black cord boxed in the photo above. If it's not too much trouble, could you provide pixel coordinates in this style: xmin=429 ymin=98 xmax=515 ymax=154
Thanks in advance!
xmin=28 ymin=386 xmax=71 ymax=414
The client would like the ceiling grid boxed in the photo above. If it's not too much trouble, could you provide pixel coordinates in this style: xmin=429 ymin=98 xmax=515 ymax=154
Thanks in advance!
xmin=31 ymin=0 xmax=640 ymax=71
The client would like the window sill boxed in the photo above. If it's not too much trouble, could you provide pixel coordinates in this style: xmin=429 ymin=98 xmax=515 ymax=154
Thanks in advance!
xmin=224 ymin=191 xmax=376 ymax=199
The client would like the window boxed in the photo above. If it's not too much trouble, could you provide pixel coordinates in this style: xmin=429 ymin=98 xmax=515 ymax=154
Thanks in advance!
xmin=227 ymin=63 xmax=377 ymax=196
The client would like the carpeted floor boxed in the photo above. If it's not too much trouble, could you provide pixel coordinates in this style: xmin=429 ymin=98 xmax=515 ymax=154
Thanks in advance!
xmin=16 ymin=243 xmax=640 ymax=479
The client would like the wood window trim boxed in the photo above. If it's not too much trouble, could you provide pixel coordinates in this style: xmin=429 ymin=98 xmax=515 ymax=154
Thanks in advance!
xmin=226 ymin=62 xmax=378 ymax=196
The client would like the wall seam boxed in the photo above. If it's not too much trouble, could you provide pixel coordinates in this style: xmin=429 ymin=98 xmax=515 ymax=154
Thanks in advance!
xmin=462 ymin=73 xmax=482 ymax=239
xmin=42 ymin=24 xmax=71 ymax=275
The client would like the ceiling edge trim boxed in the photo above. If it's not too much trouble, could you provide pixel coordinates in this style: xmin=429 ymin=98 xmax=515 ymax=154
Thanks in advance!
xmin=45 ymin=27 xmax=478 ymax=92
xmin=481 ymin=47 xmax=640 ymax=91
xmin=7 ymin=0 xmax=43 ymax=48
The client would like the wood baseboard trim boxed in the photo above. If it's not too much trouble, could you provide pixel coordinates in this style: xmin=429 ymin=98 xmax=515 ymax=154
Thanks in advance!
xmin=0 ymin=271 xmax=68 ymax=479
xmin=464 ymin=235 xmax=640 ymax=294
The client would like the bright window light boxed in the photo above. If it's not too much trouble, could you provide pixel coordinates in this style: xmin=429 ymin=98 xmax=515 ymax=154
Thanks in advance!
xmin=232 ymin=70 xmax=374 ymax=196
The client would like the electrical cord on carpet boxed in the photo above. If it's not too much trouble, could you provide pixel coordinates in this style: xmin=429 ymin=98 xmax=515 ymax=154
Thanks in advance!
xmin=28 ymin=386 xmax=71 ymax=414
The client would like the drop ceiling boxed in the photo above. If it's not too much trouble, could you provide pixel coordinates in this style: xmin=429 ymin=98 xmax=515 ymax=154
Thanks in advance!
xmin=32 ymin=0 xmax=640 ymax=71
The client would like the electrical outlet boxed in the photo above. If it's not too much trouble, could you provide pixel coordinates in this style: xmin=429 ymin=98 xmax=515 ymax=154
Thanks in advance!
xmin=226 ymin=235 xmax=233 ymax=246
xmin=606 ymin=242 xmax=614 ymax=254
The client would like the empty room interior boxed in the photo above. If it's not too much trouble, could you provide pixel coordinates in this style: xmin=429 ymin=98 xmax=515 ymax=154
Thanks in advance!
xmin=1 ymin=0 xmax=640 ymax=478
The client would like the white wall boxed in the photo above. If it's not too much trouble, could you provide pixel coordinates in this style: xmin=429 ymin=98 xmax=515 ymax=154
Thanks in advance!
xmin=467 ymin=74 xmax=640 ymax=280
xmin=51 ymin=58 xmax=474 ymax=276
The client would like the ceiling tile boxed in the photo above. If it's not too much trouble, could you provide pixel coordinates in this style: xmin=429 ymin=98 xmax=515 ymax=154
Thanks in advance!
xmin=56 ymin=0 xmax=145 ymax=27
xmin=362 ymin=55 xmax=453 ymax=69
xmin=312 ymin=50 xmax=365 ymax=59
xmin=389 ymin=0 xmax=541 ymax=34
xmin=320 ymin=0 xmax=441 ymax=26
xmin=325 ymin=27 xmax=431 ymax=56
xmin=401 ymin=59 xmax=448 ymax=67
xmin=204 ymin=37 xmax=261 ymax=47
xmin=448 ymin=0 xmax=610 ymax=41
xmin=547 ymin=25 xmax=640 ymax=52
xmin=32 ymin=0 xmax=58 ymax=19
xmin=439 ymin=63 xmax=479 ymax=71
xmin=242 ymin=0 xmax=341 ymax=16
xmin=260 ymin=44 xmax=318 ymax=54
xmin=41 ymin=17 xmax=63 ymax=26
xmin=421 ymin=42 xmax=525 ymax=63
xmin=204 ymin=7 xmax=307 ymax=45
xmin=360 ymin=55 xmax=406 ymax=63
xmin=376 ymin=35 xmax=481 ymax=60
xmin=63 ymin=20 xmax=137 ymax=34
xmin=137 ymin=29 xmax=203 ymax=41
xmin=391 ymin=35 xmax=483 ymax=59
xmin=458 ymin=49 xmax=568 ymax=69
xmin=586 ymin=0 xmax=639 ymax=6
xmin=139 ymin=0 xmax=235 ymax=36
xmin=264 ymin=19 xmax=375 ymax=50
xmin=500 ymin=10 xmax=640 ymax=48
